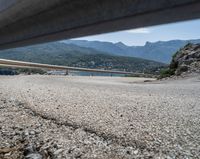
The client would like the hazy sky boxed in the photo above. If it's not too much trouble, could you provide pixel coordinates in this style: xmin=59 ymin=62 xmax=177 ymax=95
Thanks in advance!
xmin=72 ymin=19 xmax=200 ymax=46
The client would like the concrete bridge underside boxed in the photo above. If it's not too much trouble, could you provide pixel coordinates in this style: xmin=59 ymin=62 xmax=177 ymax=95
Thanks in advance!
xmin=0 ymin=0 xmax=200 ymax=50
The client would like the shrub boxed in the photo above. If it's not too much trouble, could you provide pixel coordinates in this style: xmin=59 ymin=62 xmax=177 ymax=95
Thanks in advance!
xmin=16 ymin=68 xmax=46 ymax=75
xmin=158 ymin=68 xmax=175 ymax=79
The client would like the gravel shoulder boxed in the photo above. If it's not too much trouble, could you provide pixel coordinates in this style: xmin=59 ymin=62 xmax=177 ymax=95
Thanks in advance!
xmin=0 ymin=75 xmax=200 ymax=158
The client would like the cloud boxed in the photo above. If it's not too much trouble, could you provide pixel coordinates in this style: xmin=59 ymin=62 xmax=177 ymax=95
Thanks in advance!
xmin=126 ymin=28 xmax=150 ymax=34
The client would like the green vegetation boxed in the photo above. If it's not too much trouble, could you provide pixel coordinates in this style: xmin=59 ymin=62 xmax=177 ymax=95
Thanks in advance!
xmin=16 ymin=68 xmax=46 ymax=75
xmin=158 ymin=68 xmax=175 ymax=79
xmin=0 ymin=67 xmax=46 ymax=75
xmin=69 ymin=54 xmax=165 ymax=74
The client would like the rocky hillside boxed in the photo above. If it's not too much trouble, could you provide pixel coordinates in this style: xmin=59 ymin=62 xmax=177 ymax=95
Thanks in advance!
xmin=160 ymin=43 xmax=200 ymax=78
xmin=170 ymin=43 xmax=200 ymax=75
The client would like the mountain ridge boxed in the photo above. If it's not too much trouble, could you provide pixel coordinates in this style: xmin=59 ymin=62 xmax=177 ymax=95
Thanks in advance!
xmin=64 ymin=39 xmax=200 ymax=63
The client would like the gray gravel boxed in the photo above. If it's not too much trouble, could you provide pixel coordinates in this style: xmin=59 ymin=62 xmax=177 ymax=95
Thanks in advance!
xmin=0 ymin=75 xmax=200 ymax=158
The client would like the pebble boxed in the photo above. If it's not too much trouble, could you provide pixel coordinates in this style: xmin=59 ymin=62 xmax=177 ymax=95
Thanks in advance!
xmin=53 ymin=149 xmax=64 ymax=155
xmin=133 ymin=149 xmax=139 ymax=155
xmin=25 ymin=153 xmax=43 ymax=159
xmin=30 ymin=130 xmax=36 ymax=135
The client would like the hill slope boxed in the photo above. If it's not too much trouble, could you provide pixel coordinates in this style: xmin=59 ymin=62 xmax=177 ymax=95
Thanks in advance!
xmin=64 ymin=39 xmax=200 ymax=63
xmin=170 ymin=43 xmax=200 ymax=76
xmin=0 ymin=42 xmax=165 ymax=74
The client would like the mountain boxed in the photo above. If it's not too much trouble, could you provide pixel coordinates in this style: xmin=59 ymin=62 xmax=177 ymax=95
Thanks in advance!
xmin=64 ymin=39 xmax=200 ymax=63
xmin=64 ymin=40 xmax=127 ymax=56
xmin=0 ymin=42 xmax=165 ymax=74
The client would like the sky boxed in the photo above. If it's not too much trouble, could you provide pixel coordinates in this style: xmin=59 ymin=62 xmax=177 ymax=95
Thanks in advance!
xmin=72 ymin=19 xmax=200 ymax=46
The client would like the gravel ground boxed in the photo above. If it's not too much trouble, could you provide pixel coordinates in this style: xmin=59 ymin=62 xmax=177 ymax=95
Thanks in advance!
xmin=0 ymin=75 xmax=200 ymax=159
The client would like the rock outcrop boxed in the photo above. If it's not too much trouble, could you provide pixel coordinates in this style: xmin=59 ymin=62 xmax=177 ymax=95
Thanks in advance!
xmin=170 ymin=43 xmax=200 ymax=75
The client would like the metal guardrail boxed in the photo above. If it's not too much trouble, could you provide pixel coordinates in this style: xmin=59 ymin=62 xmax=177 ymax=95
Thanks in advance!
xmin=0 ymin=58 xmax=138 ymax=75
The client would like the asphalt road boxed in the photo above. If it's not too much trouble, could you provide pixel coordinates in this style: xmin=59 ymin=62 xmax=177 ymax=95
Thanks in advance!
xmin=0 ymin=75 xmax=200 ymax=158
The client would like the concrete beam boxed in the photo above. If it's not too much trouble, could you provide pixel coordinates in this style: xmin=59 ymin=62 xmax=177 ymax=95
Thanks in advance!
xmin=0 ymin=0 xmax=200 ymax=49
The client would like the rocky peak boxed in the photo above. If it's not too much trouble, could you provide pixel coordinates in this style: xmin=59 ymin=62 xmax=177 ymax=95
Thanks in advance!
xmin=115 ymin=42 xmax=127 ymax=49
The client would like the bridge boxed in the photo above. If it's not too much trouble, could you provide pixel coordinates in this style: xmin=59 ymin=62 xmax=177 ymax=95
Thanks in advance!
xmin=0 ymin=58 xmax=140 ymax=76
